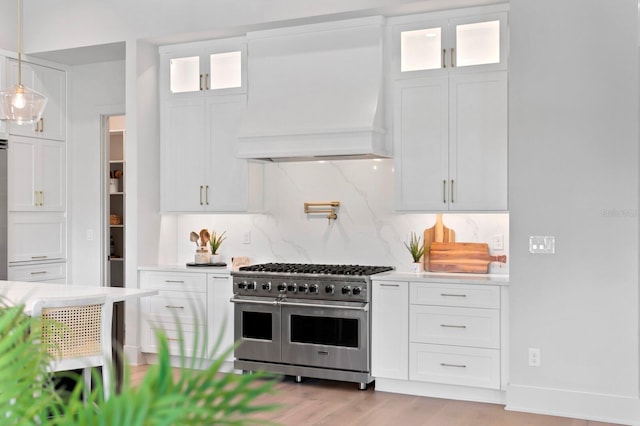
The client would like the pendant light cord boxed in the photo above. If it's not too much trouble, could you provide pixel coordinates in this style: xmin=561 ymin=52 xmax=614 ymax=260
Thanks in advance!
xmin=17 ymin=0 xmax=22 ymax=86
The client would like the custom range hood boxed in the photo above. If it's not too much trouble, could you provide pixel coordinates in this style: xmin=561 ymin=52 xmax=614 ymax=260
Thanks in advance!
xmin=237 ymin=17 xmax=389 ymax=162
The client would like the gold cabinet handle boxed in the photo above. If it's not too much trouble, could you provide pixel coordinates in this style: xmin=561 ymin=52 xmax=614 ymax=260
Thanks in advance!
xmin=205 ymin=185 xmax=209 ymax=205
xmin=199 ymin=185 xmax=204 ymax=205
xmin=205 ymin=74 xmax=210 ymax=90
xmin=440 ymin=324 xmax=467 ymax=329
xmin=199 ymin=74 xmax=203 ymax=91
xmin=442 ymin=49 xmax=447 ymax=68
xmin=40 ymin=191 xmax=44 ymax=206
xmin=443 ymin=180 xmax=447 ymax=203
xmin=451 ymin=47 xmax=455 ymax=68
xmin=30 ymin=271 xmax=47 ymax=275
xmin=441 ymin=363 xmax=466 ymax=368
xmin=450 ymin=179 xmax=454 ymax=203
xmin=40 ymin=117 xmax=44 ymax=132
xmin=165 ymin=305 xmax=185 ymax=309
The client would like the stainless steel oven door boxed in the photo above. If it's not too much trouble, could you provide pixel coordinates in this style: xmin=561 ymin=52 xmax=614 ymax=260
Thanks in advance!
xmin=280 ymin=299 xmax=369 ymax=372
xmin=231 ymin=297 xmax=281 ymax=363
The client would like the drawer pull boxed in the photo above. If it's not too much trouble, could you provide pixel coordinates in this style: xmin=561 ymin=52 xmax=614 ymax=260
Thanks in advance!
xmin=31 ymin=256 xmax=47 ymax=260
xmin=440 ymin=293 xmax=467 ymax=297
xmin=30 ymin=271 xmax=48 ymax=275
xmin=379 ymin=283 xmax=400 ymax=287
xmin=164 ymin=280 xmax=185 ymax=283
xmin=441 ymin=363 xmax=466 ymax=368
xmin=440 ymin=324 xmax=467 ymax=329
xmin=167 ymin=337 xmax=182 ymax=342
xmin=165 ymin=305 xmax=185 ymax=309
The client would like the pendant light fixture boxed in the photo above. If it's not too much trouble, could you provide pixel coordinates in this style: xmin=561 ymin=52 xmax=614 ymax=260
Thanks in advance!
xmin=0 ymin=0 xmax=47 ymax=124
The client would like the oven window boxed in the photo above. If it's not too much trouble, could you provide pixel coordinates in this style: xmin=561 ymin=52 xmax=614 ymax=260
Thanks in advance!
xmin=242 ymin=311 xmax=272 ymax=340
xmin=290 ymin=315 xmax=358 ymax=348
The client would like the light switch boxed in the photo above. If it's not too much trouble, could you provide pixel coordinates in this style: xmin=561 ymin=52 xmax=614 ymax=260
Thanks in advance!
xmin=490 ymin=234 xmax=504 ymax=250
xmin=529 ymin=236 xmax=555 ymax=254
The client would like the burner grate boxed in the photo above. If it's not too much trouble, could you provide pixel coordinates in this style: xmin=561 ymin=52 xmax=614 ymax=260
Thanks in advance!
xmin=238 ymin=263 xmax=394 ymax=276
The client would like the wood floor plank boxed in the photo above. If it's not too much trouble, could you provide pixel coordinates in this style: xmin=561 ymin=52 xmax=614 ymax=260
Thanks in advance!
xmin=127 ymin=365 xmax=624 ymax=426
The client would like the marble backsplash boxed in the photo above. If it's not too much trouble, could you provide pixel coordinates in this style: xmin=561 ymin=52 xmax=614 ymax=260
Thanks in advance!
xmin=156 ymin=159 xmax=509 ymax=274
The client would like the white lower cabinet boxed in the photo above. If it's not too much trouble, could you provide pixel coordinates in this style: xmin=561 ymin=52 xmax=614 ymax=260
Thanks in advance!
xmin=8 ymin=261 xmax=66 ymax=283
xmin=372 ymin=281 xmax=409 ymax=379
xmin=139 ymin=269 xmax=233 ymax=362
xmin=8 ymin=213 xmax=66 ymax=263
xmin=372 ymin=278 xmax=507 ymax=402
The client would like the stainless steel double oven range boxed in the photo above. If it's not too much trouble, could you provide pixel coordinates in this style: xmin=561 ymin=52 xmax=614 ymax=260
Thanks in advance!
xmin=231 ymin=263 xmax=393 ymax=390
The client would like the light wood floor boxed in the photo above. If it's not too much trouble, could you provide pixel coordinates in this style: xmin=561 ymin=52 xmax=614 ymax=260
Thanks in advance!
xmin=128 ymin=365 xmax=622 ymax=426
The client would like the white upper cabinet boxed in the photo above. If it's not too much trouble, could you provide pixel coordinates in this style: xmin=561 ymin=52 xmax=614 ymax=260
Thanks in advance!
xmin=8 ymin=135 xmax=66 ymax=212
xmin=390 ymin=6 xmax=508 ymax=79
xmin=7 ymin=59 xmax=66 ymax=141
xmin=160 ymin=38 xmax=247 ymax=99
xmin=394 ymin=72 xmax=507 ymax=211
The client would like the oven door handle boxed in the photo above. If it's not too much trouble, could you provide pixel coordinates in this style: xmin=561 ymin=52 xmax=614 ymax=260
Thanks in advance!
xmin=230 ymin=298 xmax=278 ymax=306
xmin=278 ymin=300 xmax=369 ymax=312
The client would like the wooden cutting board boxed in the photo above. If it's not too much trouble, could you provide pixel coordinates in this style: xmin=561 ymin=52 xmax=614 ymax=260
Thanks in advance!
xmin=429 ymin=242 xmax=507 ymax=274
xmin=423 ymin=214 xmax=455 ymax=270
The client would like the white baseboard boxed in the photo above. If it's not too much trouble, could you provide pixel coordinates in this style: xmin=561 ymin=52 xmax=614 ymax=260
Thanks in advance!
xmin=375 ymin=378 xmax=506 ymax=404
xmin=123 ymin=345 xmax=143 ymax=365
xmin=506 ymin=384 xmax=640 ymax=425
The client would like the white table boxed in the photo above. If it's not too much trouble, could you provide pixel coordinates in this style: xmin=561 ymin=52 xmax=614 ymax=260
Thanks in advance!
xmin=0 ymin=281 xmax=158 ymax=315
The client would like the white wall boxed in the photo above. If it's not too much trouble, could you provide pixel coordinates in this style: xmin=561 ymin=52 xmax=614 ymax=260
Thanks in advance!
xmin=507 ymin=0 xmax=640 ymax=423
xmin=68 ymin=60 xmax=125 ymax=286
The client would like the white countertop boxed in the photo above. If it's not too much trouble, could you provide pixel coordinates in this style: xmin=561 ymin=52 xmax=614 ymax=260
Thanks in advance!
xmin=373 ymin=271 xmax=509 ymax=286
xmin=0 ymin=281 xmax=158 ymax=315
xmin=139 ymin=264 xmax=232 ymax=274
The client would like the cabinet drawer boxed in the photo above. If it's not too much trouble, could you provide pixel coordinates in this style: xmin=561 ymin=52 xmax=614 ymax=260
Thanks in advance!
xmin=8 ymin=213 xmax=66 ymax=262
xmin=410 ymin=282 xmax=499 ymax=309
xmin=145 ymin=294 xmax=206 ymax=325
xmin=409 ymin=343 xmax=500 ymax=389
xmin=139 ymin=271 xmax=207 ymax=293
xmin=142 ymin=320 xmax=207 ymax=356
xmin=8 ymin=262 xmax=66 ymax=282
xmin=410 ymin=305 xmax=499 ymax=348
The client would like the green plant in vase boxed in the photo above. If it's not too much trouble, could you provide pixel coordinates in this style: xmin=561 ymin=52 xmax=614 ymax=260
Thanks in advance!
xmin=209 ymin=230 xmax=227 ymax=255
xmin=404 ymin=232 xmax=425 ymax=264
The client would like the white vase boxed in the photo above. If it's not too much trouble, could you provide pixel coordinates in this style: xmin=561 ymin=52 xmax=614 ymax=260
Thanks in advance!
xmin=409 ymin=262 xmax=424 ymax=273
xmin=211 ymin=254 xmax=223 ymax=264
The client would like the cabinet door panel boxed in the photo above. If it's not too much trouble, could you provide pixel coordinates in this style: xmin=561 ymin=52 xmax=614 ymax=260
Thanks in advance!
xmin=38 ymin=66 xmax=66 ymax=141
xmin=208 ymin=274 xmax=234 ymax=360
xmin=206 ymin=95 xmax=248 ymax=211
xmin=8 ymin=213 xmax=66 ymax=262
xmin=394 ymin=78 xmax=448 ymax=211
xmin=449 ymin=72 xmax=507 ymax=211
xmin=8 ymin=137 xmax=37 ymax=210
xmin=372 ymin=281 xmax=409 ymax=379
xmin=40 ymin=140 xmax=65 ymax=211
xmin=161 ymin=98 xmax=207 ymax=212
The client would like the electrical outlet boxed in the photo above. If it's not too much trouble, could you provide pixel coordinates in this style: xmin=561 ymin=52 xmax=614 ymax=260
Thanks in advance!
xmin=528 ymin=348 xmax=541 ymax=367
xmin=529 ymin=236 xmax=555 ymax=254
xmin=86 ymin=229 xmax=94 ymax=241
xmin=242 ymin=231 xmax=251 ymax=245
xmin=490 ymin=234 xmax=504 ymax=250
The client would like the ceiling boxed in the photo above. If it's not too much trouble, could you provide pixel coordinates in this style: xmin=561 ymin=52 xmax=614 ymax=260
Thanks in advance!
xmin=30 ymin=42 xmax=126 ymax=66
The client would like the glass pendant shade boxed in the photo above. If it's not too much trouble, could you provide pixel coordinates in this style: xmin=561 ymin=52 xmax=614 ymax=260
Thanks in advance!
xmin=0 ymin=83 xmax=48 ymax=124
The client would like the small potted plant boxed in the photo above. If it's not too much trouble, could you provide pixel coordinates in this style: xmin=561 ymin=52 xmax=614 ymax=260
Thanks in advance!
xmin=404 ymin=232 xmax=425 ymax=273
xmin=209 ymin=230 xmax=227 ymax=263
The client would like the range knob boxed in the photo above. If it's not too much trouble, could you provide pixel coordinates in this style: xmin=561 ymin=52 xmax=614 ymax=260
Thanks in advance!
xmin=246 ymin=281 xmax=256 ymax=290
xmin=277 ymin=283 xmax=287 ymax=292
xmin=262 ymin=282 xmax=272 ymax=291
xmin=287 ymin=283 xmax=297 ymax=293
xmin=325 ymin=284 xmax=335 ymax=294
xmin=309 ymin=284 xmax=319 ymax=294
xmin=341 ymin=286 xmax=352 ymax=295
xmin=352 ymin=286 xmax=362 ymax=296
xmin=298 ymin=283 xmax=309 ymax=293
xmin=237 ymin=281 xmax=247 ymax=290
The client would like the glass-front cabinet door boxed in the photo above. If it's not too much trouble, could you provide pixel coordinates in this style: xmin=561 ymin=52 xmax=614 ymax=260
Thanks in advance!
xmin=391 ymin=8 xmax=507 ymax=79
xmin=161 ymin=37 xmax=247 ymax=98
